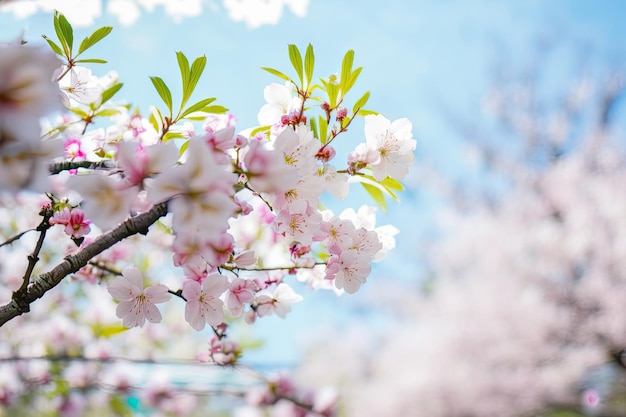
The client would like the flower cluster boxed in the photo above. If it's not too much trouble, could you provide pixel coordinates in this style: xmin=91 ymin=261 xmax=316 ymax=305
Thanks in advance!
xmin=14 ymin=33 xmax=413 ymax=332
xmin=0 ymin=12 xmax=414 ymax=416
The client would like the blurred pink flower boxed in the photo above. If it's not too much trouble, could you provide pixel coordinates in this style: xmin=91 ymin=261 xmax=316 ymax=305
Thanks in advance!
xmin=107 ymin=268 xmax=171 ymax=328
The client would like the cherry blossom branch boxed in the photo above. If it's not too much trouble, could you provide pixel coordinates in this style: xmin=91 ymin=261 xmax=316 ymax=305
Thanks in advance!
xmin=48 ymin=160 xmax=116 ymax=175
xmin=53 ymin=63 xmax=73 ymax=83
xmin=220 ymin=262 xmax=326 ymax=272
xmin=17 ymin=206 xmax=53 ymax=294
xmin=168 ymin=288 xmax=186 ymax=301
xmin=0 ymin=201 xmax=169 ymax=327
xmin=0 ymin=355 xmax=216 ymax=366
xmin=0 ymin=228 xmax=36 ymax=248
xmin=88 ymin=260 xmax=122 ymax=276
xmin=320 ymin=106 xmax=359 ymax=149
xmin=244 ymin=183 xmax=273 ymax=210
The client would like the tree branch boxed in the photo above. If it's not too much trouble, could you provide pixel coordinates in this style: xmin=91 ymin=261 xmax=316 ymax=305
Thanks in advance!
xmin=48 ymin=160 xmax=116 ymax=175
xmin=0 ymin=228 xmax=35 ymax=248
xmin=17 ymin=206 xmax=53 ymax=294
xmin=0 ymin=201 xmax=169 ymax=327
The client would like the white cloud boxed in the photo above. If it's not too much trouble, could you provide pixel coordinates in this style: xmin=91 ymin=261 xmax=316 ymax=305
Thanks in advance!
xmin=223 ymin=0 xmax=309 ymax=28
xmin=107 ymin=0 xmax=142 ymax=26
xmin=0 ymin=0 xmax=38 ymax=18
xmin=0 ymin=0 xmax=310 ymax=28
xmin=0 ymin=0 xmax=103 ymax=28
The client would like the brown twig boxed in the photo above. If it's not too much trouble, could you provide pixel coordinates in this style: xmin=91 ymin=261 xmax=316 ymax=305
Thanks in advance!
xmin=0 ymin=201 xmax=169 ymax=327
xmin=0 ymin=228 xmax=36 ymax=248
xmin=16 ymin=206 xmax=54 ymax=294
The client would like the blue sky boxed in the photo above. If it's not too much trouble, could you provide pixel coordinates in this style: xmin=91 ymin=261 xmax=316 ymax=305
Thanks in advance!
xmin=2 ymin=0 xmax=626 ymax=365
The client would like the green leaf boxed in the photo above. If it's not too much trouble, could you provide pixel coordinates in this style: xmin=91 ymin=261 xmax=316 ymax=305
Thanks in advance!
xmin=176 ymin=52 xmax=190 ymax=87
xmin=304 ymin=43 xmax=315 ymax=88
xmin=327 ymin=82 xmax=339 ymax=109
xmin=357 ymin=109 xmax=379 ymax=116
xmin=94 ymin=108 xmax=124 ymax=117
xmin=361 ymin=173 xmax=401 ymax=202
xmin=345 ymin=66 xmax=363 ymax=93
xmin=163 ymin=131 xmax=185 ymax=141
xmin=352 ymin=91 xmax=370 ymax=114
xmin=179 ymin=97 xmax=216 ymax=119
xmin=238 ymin=338 xmax=265 ymax=350
xmin=54 ymin=11 xmax=74 ymax=57
xmin=184 ymin=115 xmax=210 ymax=121
xmin=261 ymin=67 xmax=292 ymax=82
xmin=149 ymin=110 xmax=160 ymax=132
xmin=155 ymin=220 xmax=174 ymax=235
xmin=100 ymin=82 xmax=123 ymax=104
xmin=42 ymin=35 xmax=63 ymax=56
xmin=77 ymin=26 xmax=112 ymax=55
xmin=94 ymin=324 xmax=128 ymax=338
xmin=309 ymin=116 xmax=318 ymax=138
xmin=202 ymin=105 xmax=228 ymax=114
xmin=176 ymin=51 xmax=191 ymax=111
xmin=109 ymin=395 xmax=133 ymax=417
xmin=182 ymin=55 xmax=207 ymax=110
xmin=68 ymin=107 xmax=88 ymax=118
xmin=250 ymin=125 xmax=271 ymax=138
xmin=318 ymin=115 xmax=328 ymax=144
xmin=149 ymin=76 xmax=173 ymax=114
xmin=288 ymin=44 xmax=304 ymax=85
xmin=361 ymin=182 xmax=387 ymax=211
xmin=381 ymin=177 xmax=404 ymax=192
xmin=74 ymin=58 xmax=107 ymax=64
xmin=340 ymin=50 xmax=354 ymax=94
xmin=94 ymin=148 xmax=115 ymax=159
xmin=179 ymin=139 xmax=190 ymax=156
xmin=150 ymin=106 xmax=164 ymax=133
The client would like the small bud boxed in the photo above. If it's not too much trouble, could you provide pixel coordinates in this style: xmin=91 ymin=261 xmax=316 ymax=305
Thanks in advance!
xmin=336 ymin=106 xmax=348 ymax=120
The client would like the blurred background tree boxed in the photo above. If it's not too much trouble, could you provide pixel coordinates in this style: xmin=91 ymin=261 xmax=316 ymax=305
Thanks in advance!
xmin=295 ymin=41 xmax=626 ymax=417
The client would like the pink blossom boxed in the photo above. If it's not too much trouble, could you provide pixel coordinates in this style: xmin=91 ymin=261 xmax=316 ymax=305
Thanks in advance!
xmin=203 ymin=233 xmax=234 ymax=267
xmin=115 ymin=141 xmax=178 ymax=186
xmin=50 ymin=207 xmax=91 ymax=238
xmin=316 ymin=145 xmax=336 ymax=163
xmin=243 ymin=139 xmax=299 ymax=194
xmin=203 ymin=125 xmax=236 ymax=154
xmin=232 ymin=250 xmax=257 ymax=268
xmin=274 ymin=199 xmax=322 ymax=244
xmin=321 ymin=217 xmax=356 ymax=253
xmin=227 ymin=277 xmax=256 ymax=317
xmin=181 ymin=257 xmax=210 ymax=282
xmin=273 ymin=125 xmax=320 ymax=176
xmin=107 ymin=268 xmax=171 ymax=328
xmin=318 ymin=164 xmax=349 ymax=200
xmin=147 ymin=139 xmax=237 ymax=236
xmin=325 ymin=249 xmax=371 ymax=294
xmin=203 ymin=113 xmax=237 ymax=133
xmin=67 ymin=174 xmax=136 ymax=230
xmin=63 ymin=138 xmax=86 ymax=161
xmin=234 ymin=194 xmax=253 ymax=215
xmin=58 ymin=66 xmax=101 ymax=105
xmin=257 ymin=82 xmax=301 ymax=127
xmin=0 ymin=44 xmax=62 ymax=143
xmin=182 ymin=273 xmax=229 ymax=331
xmin=210 ymin=336 xmax=241 ymax=365
xmin=359 ymin=114 xmax=415 ymax=181
xmin=255 ymin=283 xmax=302 ymax=318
